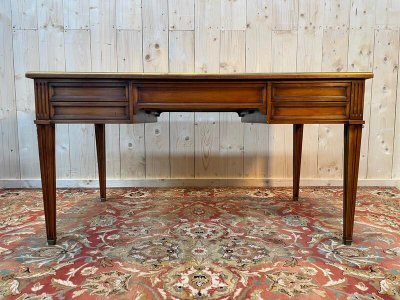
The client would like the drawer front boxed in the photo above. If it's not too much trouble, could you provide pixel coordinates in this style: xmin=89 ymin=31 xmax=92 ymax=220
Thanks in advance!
xmin=271 ymin=82 xmax=350 ymax=101
xmin=48 ymin=81 xmax=131 ymax=121
xmin=49 ymin=81 xmax=129 ymax=102
xmin=135 ymin=81 xmax=267 ymax=112
xmin=269 ymin=81 xmax=350 ymax=123
xmin=50 ymin=102 xmax=130 ymax=121
xmin=270 ymin=102 xmax=348 ymax=122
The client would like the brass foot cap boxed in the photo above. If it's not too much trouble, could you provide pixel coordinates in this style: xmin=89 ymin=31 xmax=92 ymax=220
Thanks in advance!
xmin=47 ymin=239 xmax=56 ymax=246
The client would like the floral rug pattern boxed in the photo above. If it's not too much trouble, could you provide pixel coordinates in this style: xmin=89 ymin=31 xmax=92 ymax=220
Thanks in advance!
xmin=0 ymin=187 xmax=399 ymax=299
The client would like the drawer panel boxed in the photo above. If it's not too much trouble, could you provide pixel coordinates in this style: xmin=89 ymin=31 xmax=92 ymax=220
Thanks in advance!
xmin=49 ymin=81 xmax=129 ymax=102
xmin=50 ymin=102 xmax=129 ymax=121
xmin=271 ymin=82 xmax=350 ymax=101
xmin=270 ymin=102 xmax=348 ymax=122
xmin=135 ymin=81 xmax=267 ymax=111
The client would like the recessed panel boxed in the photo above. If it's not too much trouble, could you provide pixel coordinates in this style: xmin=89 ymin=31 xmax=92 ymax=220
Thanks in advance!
xmin=49 ymin=81 xmax=129 ymax=102
xmin=51 ymin=102 xmax=129 ymax=121
xmin=272 ymin=82 xmax=350 ymax=102
xmin=270 ymin=102 xmax=348 ymax=123
xmin=135 ymin=81 xmax=267 ymax=112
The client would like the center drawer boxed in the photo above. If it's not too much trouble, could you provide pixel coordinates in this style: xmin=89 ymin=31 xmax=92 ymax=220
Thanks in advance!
xmin=134 ymin=81 xmax=267 ymax=112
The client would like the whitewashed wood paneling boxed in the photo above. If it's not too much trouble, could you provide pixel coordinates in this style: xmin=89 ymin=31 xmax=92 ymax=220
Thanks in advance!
xmin=11 ymin=0 xmax=37 ymax=30
xmin=269 ymin=30 xmax=297 ymax=178
xmin=63 ymin=0 xmax=90 ymax=30
xmin=348 ymin=29 xmax=374 ymax=178
xmin=117 ymin=29 xmax=146 ymax=179
xmin=368 ymin=29 xmax=399 ymax=178
xmin=169 ymin=30 xmax=195 ymax=178
xmin=0 ymin=1 xmax=20 ymax=180
xmin=1 ymin=0 xmax=400 ymax=184
xmin=116 ymin=0 xmax=142 ymax=30
xmin=90 ymin=0 xmax=120 ymax=179
xmin=169 ymin=0 xmax=194 ymax=30
xmin=13 ymin=29 xmax=40 ymax=179
xmin=64 ymin=29 xmax=96 ymax=179
xmin=142 ymin=0 xmax=170 ymax=179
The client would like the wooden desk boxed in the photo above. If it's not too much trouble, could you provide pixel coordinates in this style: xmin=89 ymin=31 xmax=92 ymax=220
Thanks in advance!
xmin=26 ymin=72 xmax=373 ymax=246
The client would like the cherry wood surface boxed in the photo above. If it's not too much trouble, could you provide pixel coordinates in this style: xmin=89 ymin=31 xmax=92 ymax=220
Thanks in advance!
xmin=26 ymin=72 xmax=373 ymax=80
xmin=27 ymin=72 xmax=373 ymax=246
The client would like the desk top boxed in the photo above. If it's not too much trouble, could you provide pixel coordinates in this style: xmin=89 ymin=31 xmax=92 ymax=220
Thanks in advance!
xmin=26 ymin=72 xmax=374 ymax=80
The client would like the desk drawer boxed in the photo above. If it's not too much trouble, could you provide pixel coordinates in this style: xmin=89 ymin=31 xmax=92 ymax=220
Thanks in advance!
xmin=134 ymin=81 xmax=267 ymax=111
xmin=270 ymin=102 xmax=348 ymax=122
xmin=50 ymin=102 xmax=130 ymax=121
xmin=269 ymin=81 xmax=350 ymax=123
xmin=271 ymin=82 xmax=350 ymax=101
xmin=49 ymin=81 xmax=129 ymax=102
xmin=48 ymin=81 xmax=131 ymax=121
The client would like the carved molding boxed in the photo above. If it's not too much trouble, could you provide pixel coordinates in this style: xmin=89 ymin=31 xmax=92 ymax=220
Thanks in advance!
xmin=35 ymin=80 xmax=50 ymax=120
xmin=350 ymin=80 xmax=365 ymax=120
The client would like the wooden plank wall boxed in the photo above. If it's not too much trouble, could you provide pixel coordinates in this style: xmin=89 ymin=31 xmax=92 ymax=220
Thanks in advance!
xmin=1 ymin=0 xmax=400 ymax=185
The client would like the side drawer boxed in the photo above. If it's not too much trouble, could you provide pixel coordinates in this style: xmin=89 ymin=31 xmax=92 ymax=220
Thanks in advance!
xmin=270 ymin=102 xmax=348 ymax=122
xmin=48 ymin=81 xmax=131 ymax=121
xmin=271 ymin=82 xmax=350 ymax=101
xmin=134 ymin=81 xmax=267 ymax=112
xmin=50 ymin=102 xmax=130 ymax=121
xmin=269 ymin=81 xmax=350 ymax=123
xmin=49 ymin=81 xmax=129 ymax=102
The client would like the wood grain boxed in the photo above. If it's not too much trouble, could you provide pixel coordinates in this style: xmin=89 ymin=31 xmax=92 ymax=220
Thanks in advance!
xmin=116 ymin=0 xmax=142 ymax=30
xmin=63 ymin=0 xmax=90 ymax=29
xmin=90 ymin=0 xmax=120 ymax=179
xmin=65 ymin=29 xmax=96 ymax=179
xmin=169 ymin=0 xmax=194 ymax=30
xmin=318 ymin=28 xmax=349 ymax=179
xmin=0 ymin=1 xmax=20 ymax=179
xmin=348 ymin=28 xmax=374 ymax=179
xmin=11 ymin=0 xmax=37 ymax=30
xmin=142 ymin=0 xmax=170 ymax=179
xmin=117 ymin=28 xmax=145 ymax=179
xmin=297 ymin=1 xmax=323 ymax=179
xmin=169 ymin=29 xmax=195 ymax=178
xmin=37 ymin=0 xmax=70 ymax=179
xmin=368 ymin=29 xmax=399 ymax=178
xmin=13 ymin=29 xmax=40 ymax=179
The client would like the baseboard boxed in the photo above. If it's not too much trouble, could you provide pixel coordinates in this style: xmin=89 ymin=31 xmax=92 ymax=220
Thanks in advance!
xmin=1 ymin=178 xmax=399 ymax=189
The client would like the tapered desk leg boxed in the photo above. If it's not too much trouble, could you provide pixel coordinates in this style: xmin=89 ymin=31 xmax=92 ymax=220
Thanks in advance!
xmin=37 ymin=124 xmax=56 ymax=245
xmin=95 ymin=124 xmax=106 ymax=202
xmin=293 ymin=124 xmax=304 ymax=201
xmin=343 ymin=124 xmax=362 ymax=245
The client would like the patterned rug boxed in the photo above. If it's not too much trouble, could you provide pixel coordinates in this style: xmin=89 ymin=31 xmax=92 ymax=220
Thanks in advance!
xmin=0 ymin=187 xmax=399 ymax=299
